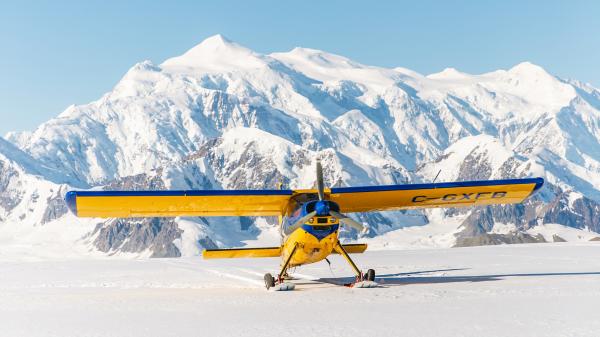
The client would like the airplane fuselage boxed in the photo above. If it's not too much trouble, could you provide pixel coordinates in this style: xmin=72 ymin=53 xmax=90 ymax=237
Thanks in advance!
xmin=280 ymin=199 xmax=341 ymax=267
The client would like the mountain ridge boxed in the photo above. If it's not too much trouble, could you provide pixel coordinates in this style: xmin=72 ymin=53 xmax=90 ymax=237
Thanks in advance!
xmin=2 ymin=34 xmax=600 ymax=258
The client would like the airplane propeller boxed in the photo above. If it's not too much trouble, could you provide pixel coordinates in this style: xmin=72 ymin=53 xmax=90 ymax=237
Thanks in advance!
xmin=315 ymin=159 xmax=367 ymax=234
xmin=329 ymin=210 xmax=366 ymax=233
xmin=316 ymin=160 xmax=325 ymax=201
xmin=283 ymin=211 xmax=317 ymax=235
xmin=284 ymin=159 xmax=368 ymax=235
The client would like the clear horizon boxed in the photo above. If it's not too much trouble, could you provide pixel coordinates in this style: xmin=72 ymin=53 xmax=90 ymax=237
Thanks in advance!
xmin=1 ymin=0 xmax=598 ymax=135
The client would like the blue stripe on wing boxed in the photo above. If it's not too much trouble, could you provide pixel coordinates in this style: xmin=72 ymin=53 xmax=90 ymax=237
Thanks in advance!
xmin=330 ymin=178 xmax=544 ymax=194
xmin=65 ymin=189 xmax=294 ymax=197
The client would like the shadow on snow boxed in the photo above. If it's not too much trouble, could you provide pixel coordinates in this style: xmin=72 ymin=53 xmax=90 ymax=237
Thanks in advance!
xmin=315 ymin=268 xmax=600 ymax=287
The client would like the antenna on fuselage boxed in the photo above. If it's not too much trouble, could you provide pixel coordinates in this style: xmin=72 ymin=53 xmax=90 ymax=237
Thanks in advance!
xmin=432 ymin=169 xmax=442 ymax=183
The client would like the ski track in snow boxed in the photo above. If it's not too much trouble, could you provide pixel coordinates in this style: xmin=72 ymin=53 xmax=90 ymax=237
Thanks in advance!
xmin=1 ymin=243 xmax=600 ymax=337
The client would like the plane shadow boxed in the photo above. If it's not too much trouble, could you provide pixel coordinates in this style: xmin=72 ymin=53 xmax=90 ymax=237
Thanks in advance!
xmin=315 ymin=269 xmax=600 ymax=287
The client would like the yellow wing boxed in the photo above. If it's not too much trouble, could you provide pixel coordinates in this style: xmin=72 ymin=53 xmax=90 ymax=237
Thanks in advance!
xmin=66 ymin=178 xmax=543 ymax=218
xmin=324 ymin=178 xmax=544 ymax=213
xmin=65 ymin=190 xmax=293 ymax=218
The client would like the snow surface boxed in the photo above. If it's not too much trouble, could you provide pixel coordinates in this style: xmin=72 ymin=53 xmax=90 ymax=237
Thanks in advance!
xmin=1 ymin=243 xmax=600 ymax=337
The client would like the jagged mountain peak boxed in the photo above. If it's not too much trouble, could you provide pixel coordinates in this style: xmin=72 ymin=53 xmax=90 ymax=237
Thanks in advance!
xmin=409 ymin=61 xmax=577 ymax=122
xmin=197 ymin=33 xmax=233 ymax=47
xmin=422 ymin=62 xmax=556 ymax=85
xmin=498 ymin=61 xmax=577 ymax=113
xmin=507 ymin=61 xmax=551 ymax=77
xmin=161 ymin=34 xmax=269 ymax=71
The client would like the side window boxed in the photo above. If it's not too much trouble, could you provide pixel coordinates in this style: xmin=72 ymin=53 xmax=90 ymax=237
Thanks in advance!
xmin=292 ymin=207 xmax=301 ymax=218
xmin=285 ymin=200 xmax=301 ymax=217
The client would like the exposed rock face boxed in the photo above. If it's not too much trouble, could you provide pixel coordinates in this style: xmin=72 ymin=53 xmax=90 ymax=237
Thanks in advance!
xmin=552 ymin=235 xmax=567 ymax=242
xmin=457 ymin=148 xmax=493 ymax=181
xmin=42 ymin=190 xmax=69 ymax=224
xmin=457 ymin=203 xmax=532 ymax=238
xmin=0 ymin=160 xmax=23 ymax=212
xmin=454 ymin=188 xmax=600 ymax=247
xmin=541 ymin=194 xmax=600 ymax=232
xmin=455 ymin=232 xmax=546 ymax=247
xmin=104 ymin=171 xmax=167 ymax=191
xmin=198 ymin=236 xmax=218 ymax=249
xmin=94 ymin=218 xmax=182 ymax=258
xmin=91 ymin=171 xmax=180 ymax=256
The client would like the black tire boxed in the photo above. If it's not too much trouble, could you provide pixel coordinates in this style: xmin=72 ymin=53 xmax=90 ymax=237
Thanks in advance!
xmin=366 ymin=269 xmax=376 ymax=282
xmin=264 ymin=273 xmax=275 ymax=290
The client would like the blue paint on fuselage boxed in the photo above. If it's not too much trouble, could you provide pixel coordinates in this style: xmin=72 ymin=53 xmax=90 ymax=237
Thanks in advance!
xmin=301 ymin=223 xmax=339 ymax=240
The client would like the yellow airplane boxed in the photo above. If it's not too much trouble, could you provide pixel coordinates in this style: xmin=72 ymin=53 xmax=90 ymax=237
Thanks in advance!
xmin=65 ymin=160 xmax=543 ymax=290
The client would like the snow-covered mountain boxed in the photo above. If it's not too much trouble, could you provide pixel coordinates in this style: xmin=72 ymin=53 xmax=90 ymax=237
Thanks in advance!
xmin=3 ymin=34 xmax=600 ymax=257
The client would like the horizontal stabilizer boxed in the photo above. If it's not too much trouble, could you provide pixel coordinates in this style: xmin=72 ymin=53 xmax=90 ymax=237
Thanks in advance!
xmin=334 ymin=243 xmax=368 ymax=254
xmin=202 ymin=243 xmax=367 ymax=259
xmin=202 ymin=246 xmax=282 ymax=259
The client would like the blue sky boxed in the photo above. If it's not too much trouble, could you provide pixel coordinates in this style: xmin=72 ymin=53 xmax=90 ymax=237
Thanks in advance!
xmin=1 ymin=0 xmax=598 ymax=135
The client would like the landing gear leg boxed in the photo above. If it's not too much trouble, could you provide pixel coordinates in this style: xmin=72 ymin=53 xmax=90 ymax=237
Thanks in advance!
xmin=334 ymin=241 xmax=377 ymax=288
xmin=334 ymin=241 xmax=362 ymax=279
xmin=277 ymin=243 xmax=298 ymax=283
xmin=264 ymin=244 xmax=298 ymax=291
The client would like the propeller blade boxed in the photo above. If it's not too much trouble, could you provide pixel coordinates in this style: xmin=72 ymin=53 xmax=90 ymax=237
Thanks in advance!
xmin=316 ymin=160 xmax=325 ymax=201
xmin=283 ymin=211 xmax=317 ymax=235
xmin=330 ymin=211 xmax=366 ymax=233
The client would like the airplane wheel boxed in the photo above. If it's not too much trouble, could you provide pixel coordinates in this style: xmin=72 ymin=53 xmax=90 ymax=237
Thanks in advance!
xmin=366 ymin=269 xmax=376 ymax=282
xmin=264 ymin=273 xmax=275 ymax=290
